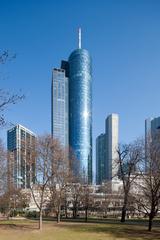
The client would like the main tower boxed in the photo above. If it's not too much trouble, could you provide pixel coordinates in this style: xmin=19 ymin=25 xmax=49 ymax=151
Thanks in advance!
xmin=68 ymin=28 xmax=92 ymax=182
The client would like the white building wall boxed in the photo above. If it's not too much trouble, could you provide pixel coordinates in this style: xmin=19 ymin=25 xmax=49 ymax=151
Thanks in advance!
xmin=106 ymin=114 xmax=119 ymax=180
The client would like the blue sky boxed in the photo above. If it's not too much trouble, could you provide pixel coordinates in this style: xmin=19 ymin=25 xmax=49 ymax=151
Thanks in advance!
xmin=1 ymin=0 xmax=160 ymax=176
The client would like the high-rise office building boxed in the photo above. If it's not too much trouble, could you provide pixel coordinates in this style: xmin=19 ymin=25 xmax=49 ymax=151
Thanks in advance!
xmin=96 ymin=134 xmax=106 ymax=184
xmin=7 ymin=124 xmax=36 ymax=189
xmin=51 ymin=66 xmax=69 ymax=147
xmin=96 ymin=114 xmax=119 ymax=184
xmin=68 ymin=29 xmax=92 ymax=182
xmin=145 ymin=117 xmax=160 ymax=139
xmin=51 ymin=29 xmax=92 ymax=182
xmin=105 ymin=114 xmax=119 ymax=180
xmin=145 ymin=116 xmax=160 ymax=170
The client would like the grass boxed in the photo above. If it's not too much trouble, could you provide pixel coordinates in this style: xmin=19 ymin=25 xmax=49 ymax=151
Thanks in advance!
xmin=0 ymin=218 xmax=159 ymax=240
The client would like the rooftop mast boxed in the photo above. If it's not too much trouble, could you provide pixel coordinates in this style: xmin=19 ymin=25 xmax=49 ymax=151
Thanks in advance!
xmin=78 ymin=28 xmax=82 ymax=49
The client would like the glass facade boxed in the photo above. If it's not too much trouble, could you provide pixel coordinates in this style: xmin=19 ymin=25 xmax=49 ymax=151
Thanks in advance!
xmin=151 ymin=117 xmax=160 ymax=136
xmin=145 ymin=116 xmax=160 ymax=171
xmin=51 ymin=68 xmax=69 ymax=147
xmin=96 ymin=134 xmax=106 ymax=184
xmin=68 ymin=49 xmax=92 ymax=182
xmin=145 ymin=116 xmax=160 ymax=147
xmin=7 ymin=124 xmax=36 ymax=189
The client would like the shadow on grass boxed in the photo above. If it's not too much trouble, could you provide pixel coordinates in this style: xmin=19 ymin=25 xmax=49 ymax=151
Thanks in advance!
xmin=55 ymin=221 xmax=160 ymax=240
xmin=41 ymin=216 xmax=160 ymax=227
xmin=1 ymin=218 xmax=160 ymax=239
xmin=0 ymin=221 xmax=38 ymax=231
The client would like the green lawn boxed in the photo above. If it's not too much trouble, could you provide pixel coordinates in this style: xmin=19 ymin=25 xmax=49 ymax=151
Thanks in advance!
xmin=0 ymin=219 xmax=159 ymax=240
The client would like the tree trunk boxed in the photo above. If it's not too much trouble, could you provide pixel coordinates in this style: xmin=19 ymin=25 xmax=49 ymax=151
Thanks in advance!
xmin=148 ymin=212 xmax=154 ymax=231
xmin=57 ymin=212 xmax=60 ymax=223
xmin=57 ymin=205 xmax=61 ymax=223
xmin=7 ymin=199 xmax=11 ymax=220
xmin=39 ymin=210 xmax=42 ymax=230
xmin=7 ymin=210 xmax=10 ymax=220
xmin=104 ymin=208 xmax=107 ymax=218
xmin=121 ymin=194 xmax=128 ymax=222
xmin=121 ymin=206 xmax=126 ymax=222
xmin=85 ymin=208 xmax=88 ymax=222
xmin=65 ymin=204 xmax=68 ymax=218
xmin=73 ymin=206 xmax=77 ymax=219
xmin=148 ymin=217 xmax=152 ymax=231
xmin=6 ymin=206 xmax=11 ymax=220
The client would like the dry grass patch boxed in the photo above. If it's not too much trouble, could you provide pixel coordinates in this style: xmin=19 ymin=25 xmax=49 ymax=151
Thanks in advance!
xmin=0 ymin=219 xmax=159 ymax=240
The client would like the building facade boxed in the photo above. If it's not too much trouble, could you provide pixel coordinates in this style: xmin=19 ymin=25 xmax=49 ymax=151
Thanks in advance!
xmin=68 ymin=48 xmax=92 ymax=183
xmin=51 ymin=66 xmax=69 ymax=147
xmin=51 ymin=29 xmax=92 ymax=183
xmin=145 ymin=116 xmax=160 ymax=171
xmin=7 ymin=124 xmax=36 ymax=189
xmin=145 ymin=117 xmax=160 ymax=139
xmin=96 ymin=134 xmax=106 ymax=184
xmin=96 ymin=114 xmax=119 ymax=184
xmin=105 ymin=114 xmax=119 ymax=180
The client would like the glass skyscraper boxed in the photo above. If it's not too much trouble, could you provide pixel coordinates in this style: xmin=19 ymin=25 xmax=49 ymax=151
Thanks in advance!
xmin=51 ymin=29 xmax=92 ymax=182
xmin=145 ymin=116 xmax=160 ymax=171
xmin=145 ymin=116 xmax=160 ymax=150
xmin=68 ymin=47 xmax=92 ymax=183
xmin=96 ymin=133 xmax=106 ymax=184
xmin=51 ymin=66 xmax=69 ymax=147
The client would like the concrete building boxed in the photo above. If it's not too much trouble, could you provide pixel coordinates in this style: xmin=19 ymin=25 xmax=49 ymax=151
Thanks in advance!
xmin=7 ymin=124 xmax=36 ymax=189
xmin=105 ymin=114 xmax=119 ymax=180
xmin=96 ymin=114 xmax=119 ymax=184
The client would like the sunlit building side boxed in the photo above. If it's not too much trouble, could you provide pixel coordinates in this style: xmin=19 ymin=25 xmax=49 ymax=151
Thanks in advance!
xmin=7 ymin=124 xmax=36 ymax=189
xmin=68 ymin=40 xmax=92 ymax=183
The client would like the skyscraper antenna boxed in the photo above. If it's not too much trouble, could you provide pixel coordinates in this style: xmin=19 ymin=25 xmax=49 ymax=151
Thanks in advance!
xmin=78 ymin=28 xmax=81 ymax=49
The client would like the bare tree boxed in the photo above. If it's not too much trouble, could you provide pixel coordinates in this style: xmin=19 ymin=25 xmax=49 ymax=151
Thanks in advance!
xmin=48 ymin=147 xmax=72 ymax=223
xmin=0 ymin=188 xmax=30 ymax=218
xmin=70 ymin=181 xmax=83 ymax=219
xmin=0 ymin=138 xmax=9 ymax=217
xmin=29 ymin=135 xmax=60 ymax=230
xmin=99 ymin=181 xmax=112 ymax=218
xmin=63 ymin=185 xmax=71 ymax=219
xmin=117 ymin=141 xmax=142 ymax=222
xmin=132 ymin=134 xmax=160 ymax=231
xmin=0 ymin=50 xmax=16 ymax=64
xmin=0 ymin=89 xmax=24 ymax=127
xmin=0 ymin=139 xmax=7 ymax=193
xmin=81 ymin=184 xmax=94 ymax=222
xmin=0 ymin=51 xmax=24 ymax=127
